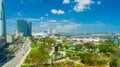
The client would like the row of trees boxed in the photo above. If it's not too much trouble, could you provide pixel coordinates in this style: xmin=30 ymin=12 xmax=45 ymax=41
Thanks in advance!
xmin=110 ymin=58 xmax=120 ymax=67
xmin=23 ymin=36 xmax=57 ymax=67
xmin=66 ymin=39 xmax=120 ymax=66
xmin=24 ymin=43 xmax=52 ymax=67
xmin=27 ymin=36 xmax=120 ymax=67
xmin=75 ymin=39 xmax=118 ymax=55
xmin=29 ymin=36 xmax=57 ymax=45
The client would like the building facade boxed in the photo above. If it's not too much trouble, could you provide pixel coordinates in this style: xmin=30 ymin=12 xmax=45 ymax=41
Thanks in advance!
xmin=17 ymin=20 xmax=32 ymax=36
xmin=7 ymin=34 xmax=15 ymax=43
xmin=49 ymin=28 xmax=56 ymax=35
xmin=0 ymin=0 xmax=6 ymax=37
xmin=0 ymin=36 xmax=6 ymax=48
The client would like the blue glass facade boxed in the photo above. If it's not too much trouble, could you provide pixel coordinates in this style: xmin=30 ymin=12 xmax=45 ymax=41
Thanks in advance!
xmin=17 ymin=20 xmax=32 ymax=36
xmin=0 ymin=0 xmax=6 ymax=37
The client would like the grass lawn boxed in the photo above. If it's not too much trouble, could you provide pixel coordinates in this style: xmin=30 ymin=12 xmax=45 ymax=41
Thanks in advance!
xmin=21 ymin=65 xmax=29 ymax=67
xmin=30 ymin=43 xmax=41 ymax=48
xmin=21 ymin=61 xmax=83 ymax=67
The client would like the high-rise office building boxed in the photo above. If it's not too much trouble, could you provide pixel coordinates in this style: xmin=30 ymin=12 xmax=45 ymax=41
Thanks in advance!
xmin=17 ymin=20 xmax=32 ymax=36
xmin=0 ymin=0 xmax=6 ymax=37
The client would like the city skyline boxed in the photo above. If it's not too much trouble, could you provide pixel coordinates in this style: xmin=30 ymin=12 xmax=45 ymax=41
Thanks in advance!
xmin=1 ymin=0 xmax=120 ymax=66
xmin=5 ymin=0 xmax=120 ymax=33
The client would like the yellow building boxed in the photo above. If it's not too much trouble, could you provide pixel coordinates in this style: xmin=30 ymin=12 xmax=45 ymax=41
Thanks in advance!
xmin=15 ymin=29 xmax=19 ymax=39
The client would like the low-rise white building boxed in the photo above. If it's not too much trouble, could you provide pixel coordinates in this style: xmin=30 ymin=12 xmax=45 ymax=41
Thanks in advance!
xmin=32 ymin=32 xmax=48 ymax=38
xmin=7 ymin=34 xmax=15 ymax=43
xmin=66 ymin=37 xmax=101 ymax=44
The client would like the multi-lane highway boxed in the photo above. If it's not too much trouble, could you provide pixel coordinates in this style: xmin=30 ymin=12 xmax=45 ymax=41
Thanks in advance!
xmin=3 ymin=38 xmax=31 ymax=67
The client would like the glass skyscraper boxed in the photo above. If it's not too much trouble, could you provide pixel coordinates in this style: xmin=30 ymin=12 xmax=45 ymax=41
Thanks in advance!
xmin=17 ymin=20 xmax=32 ymax=36
xmin=0 ymin=0 xmax=6 ymax=37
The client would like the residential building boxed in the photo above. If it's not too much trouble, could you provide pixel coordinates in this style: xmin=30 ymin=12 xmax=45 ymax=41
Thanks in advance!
xmin=7 ymin=34 xmax=15 ymax=43
xmin=49 ymin=28 xmax=56 ymax=35
xmin=32 ymin=31 xmax=48 ymax=38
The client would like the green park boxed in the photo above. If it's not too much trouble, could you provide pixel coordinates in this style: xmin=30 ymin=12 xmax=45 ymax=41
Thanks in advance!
xmin=21 ymin=36 xmax=120 ymax=67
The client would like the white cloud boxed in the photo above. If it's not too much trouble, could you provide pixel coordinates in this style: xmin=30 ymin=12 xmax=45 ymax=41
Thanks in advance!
xmin=6 ymin=18 xmax=41 ymax=24
xmin=56 ymin=22 xmax=82 ymax=32
xmin=8 ymin=18 xmax=119 ymax=33
xmin=97 ymin=1 xmax=101 ymax=5
xmin=25 ymin=18 xmax=40 ymax=21
xmin=63 ymin=0 xmax=70 ymax=4
xmin=51 ymin=9 xmax=65 ymax=14
xmin=58 ymin=10 xmax=65 ymax=14
xmin=40 ymin=22 xmax=48 ymax=27
xmin=62 ymin=20 xmax=69 ymax=22
xmin=48 ymin=20 xmax=57 ymax=22
xmin=32 ymin=19 xmax=82 ymax=32
xmin=51 ymin=9 xmax=58 ymax=14
xmin=83 ymin=23 xmax=105 ymax=27
xmin=73 ymin=0 xmax=94 ymax=12
xmin=17 ymin=12 xmax=22 ymax=16
xmin=40 ymin=17 xmax=44 ymax=20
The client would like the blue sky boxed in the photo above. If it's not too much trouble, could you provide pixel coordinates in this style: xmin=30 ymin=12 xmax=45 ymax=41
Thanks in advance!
xmin=5 ymin=0 xmax=120 ymax=33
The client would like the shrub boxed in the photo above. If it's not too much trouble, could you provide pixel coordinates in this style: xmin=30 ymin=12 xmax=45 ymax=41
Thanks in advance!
xmin=95 ymin=60 xmax=107 ymax=65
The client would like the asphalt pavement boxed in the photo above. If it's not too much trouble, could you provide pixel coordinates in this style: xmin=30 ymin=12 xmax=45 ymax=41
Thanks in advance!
xmin=3 ymin=39 xmax=31 ymax=67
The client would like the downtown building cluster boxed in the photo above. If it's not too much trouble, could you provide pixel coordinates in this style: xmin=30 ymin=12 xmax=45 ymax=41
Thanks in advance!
xmin=0 ymin=0 xmax=32 ymax=47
